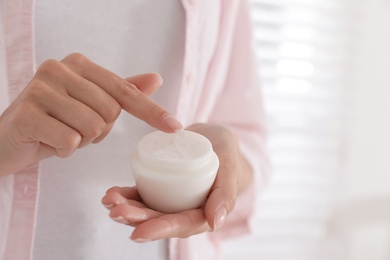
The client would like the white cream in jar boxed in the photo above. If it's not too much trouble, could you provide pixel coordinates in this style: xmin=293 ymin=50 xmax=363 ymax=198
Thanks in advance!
xmin=130 ymin=130 xmax=219 ymax=213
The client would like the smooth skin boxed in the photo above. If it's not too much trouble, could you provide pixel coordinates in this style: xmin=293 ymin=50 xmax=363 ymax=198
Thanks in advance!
xmin=0 ymin=53 xmax=253 ymax=241
xmin=102 ymin=124 xmax=253 ymax=242
xmin=0 ymin=53 xmax=182 ymax=176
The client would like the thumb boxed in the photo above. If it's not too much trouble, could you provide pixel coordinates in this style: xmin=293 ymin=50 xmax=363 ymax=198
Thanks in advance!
xmin=204 ymin=165 xmax=239 ymax=232
xmin=125 ymin=73 xmax=163 ymax=96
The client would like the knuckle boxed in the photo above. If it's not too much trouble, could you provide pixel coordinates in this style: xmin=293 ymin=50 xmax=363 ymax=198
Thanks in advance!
xmin=61 ymin=52 xmax=89 ymax=73
xmin=58 ymin=133 xmax=81 ymax=158
xmin=36 ymin=59 xmax=66 ymax=79
xmin=103 ymin=103 xmax=121 ymax=123
xmin=62 ymin=52 xmax=88 ymax=67
xmin=24 ymin=79 xmax=49 ymax=99
xmin=22 ymin=79 xmax=62 ymax=112
xmin=85 ymin=118 xmax=106 ymax=139
xmin=119 ymin=81 xmax=140 ymax=100
xmin=64 ymin=133 xmax=81 ymax=148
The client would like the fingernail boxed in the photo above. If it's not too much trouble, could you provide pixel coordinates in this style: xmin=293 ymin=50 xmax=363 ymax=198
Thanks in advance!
xmin=103 ymin=203 xmax=114 ymax=209
xmin=163 ymin=114 xmax=183 ymax=132
xmin=157 ymin=73 xmax=163 ymax=85
xmin=132 ymin=238 xmax=151 ymax=243
xmin=111 ymin=215 xmax=130 ymax=225
xmin=213 ymin=206 xmax=227 ymax=232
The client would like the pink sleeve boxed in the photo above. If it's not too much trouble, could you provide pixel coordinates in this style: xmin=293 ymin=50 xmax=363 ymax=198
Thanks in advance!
xmin=0 ymin=19 xmax=10 ymax=113
xmin=0 ymin=10 xmax=12 ymax=259
xmin=207 ymin=0 xmax=270 ymax=241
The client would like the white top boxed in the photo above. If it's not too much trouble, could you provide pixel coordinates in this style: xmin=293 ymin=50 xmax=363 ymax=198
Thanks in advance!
xmin=33 ymin=1 xmax=185 ymax=259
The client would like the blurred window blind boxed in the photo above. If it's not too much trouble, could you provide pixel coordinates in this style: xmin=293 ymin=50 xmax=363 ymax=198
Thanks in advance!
xmin=223 ymin=0 xmax=347 ymax=259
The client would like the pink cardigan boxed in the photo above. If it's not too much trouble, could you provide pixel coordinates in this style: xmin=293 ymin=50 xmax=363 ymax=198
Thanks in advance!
xmin=0 ymin=0 xmax=269 ymax=259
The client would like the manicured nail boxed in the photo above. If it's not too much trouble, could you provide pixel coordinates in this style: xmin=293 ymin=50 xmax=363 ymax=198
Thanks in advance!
xmin=132 ymin=238 xmax=151 ymax=243
xmin=156 ymin=73 xmax=163 ymax=85
xmin=103 ymin=203 xmax=114 ymax=209
xmin=111 ymin=215 xmax=129 ymax=225
xmin=214 ymin=206 xmax=227 ymax=232
xmin=163 ymin=114 xmax=183 ymax=132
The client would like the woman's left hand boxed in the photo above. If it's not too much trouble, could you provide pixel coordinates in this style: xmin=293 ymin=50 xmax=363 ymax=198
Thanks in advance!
xmin=101 ymin=123 xmax=252 ymax=242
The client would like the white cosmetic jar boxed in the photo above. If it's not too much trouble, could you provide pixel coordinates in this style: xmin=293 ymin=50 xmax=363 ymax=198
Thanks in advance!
xmin=130 ymin=130 xmax=219 ymax=213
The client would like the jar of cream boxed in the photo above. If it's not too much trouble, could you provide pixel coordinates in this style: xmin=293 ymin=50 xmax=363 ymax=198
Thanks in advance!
xmin=130 ymin=130 xmax=219 ymax=213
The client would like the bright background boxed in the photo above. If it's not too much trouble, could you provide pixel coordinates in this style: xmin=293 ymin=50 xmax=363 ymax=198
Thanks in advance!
xmin=222 ymin=0 xmax=390 ymax=259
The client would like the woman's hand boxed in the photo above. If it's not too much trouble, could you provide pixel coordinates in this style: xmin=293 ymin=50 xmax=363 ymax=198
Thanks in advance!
xmin=0 ymin=53 xmax=182 ymax=176
xmin=101 ymin=123 xmax=252 ymax=242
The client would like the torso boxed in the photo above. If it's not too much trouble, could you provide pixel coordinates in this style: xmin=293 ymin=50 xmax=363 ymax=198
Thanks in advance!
xmin=33 ymin=1 xmax=185 ymax=259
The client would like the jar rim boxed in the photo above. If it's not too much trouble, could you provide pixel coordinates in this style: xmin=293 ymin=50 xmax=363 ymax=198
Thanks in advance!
xmin=136 ymin=130 xmax=214 ymax=170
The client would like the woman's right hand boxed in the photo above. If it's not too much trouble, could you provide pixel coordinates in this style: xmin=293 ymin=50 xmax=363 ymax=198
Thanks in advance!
xmin=0 ymin=53 xmax=182 ymax=176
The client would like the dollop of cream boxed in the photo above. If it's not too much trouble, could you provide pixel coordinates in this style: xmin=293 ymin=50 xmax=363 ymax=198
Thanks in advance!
xmin=140 ymin=130 xmax=210 ymax=161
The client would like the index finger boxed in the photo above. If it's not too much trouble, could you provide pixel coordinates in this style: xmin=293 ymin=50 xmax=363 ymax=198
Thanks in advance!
xmin=61 ymin=53 xmax=182 ymax=133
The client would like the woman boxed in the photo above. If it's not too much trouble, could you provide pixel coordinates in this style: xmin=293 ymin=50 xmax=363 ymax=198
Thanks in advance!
xmin=0 ymin=0 xmax=268 ymax=259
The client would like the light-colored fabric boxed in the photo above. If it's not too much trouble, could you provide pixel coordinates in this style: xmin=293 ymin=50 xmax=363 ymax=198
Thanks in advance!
xmin=0 ymin=2 xmax=12 ymax=256
xmin=0 ymin=1 xmax=38 ymax=260
xmin=33 ymin=1 xmax=183 ymax=259
xmin=0 ymin=0 xmax=268 ymax=260
xmin=169 ymin=2 xmax=269 ymax=259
